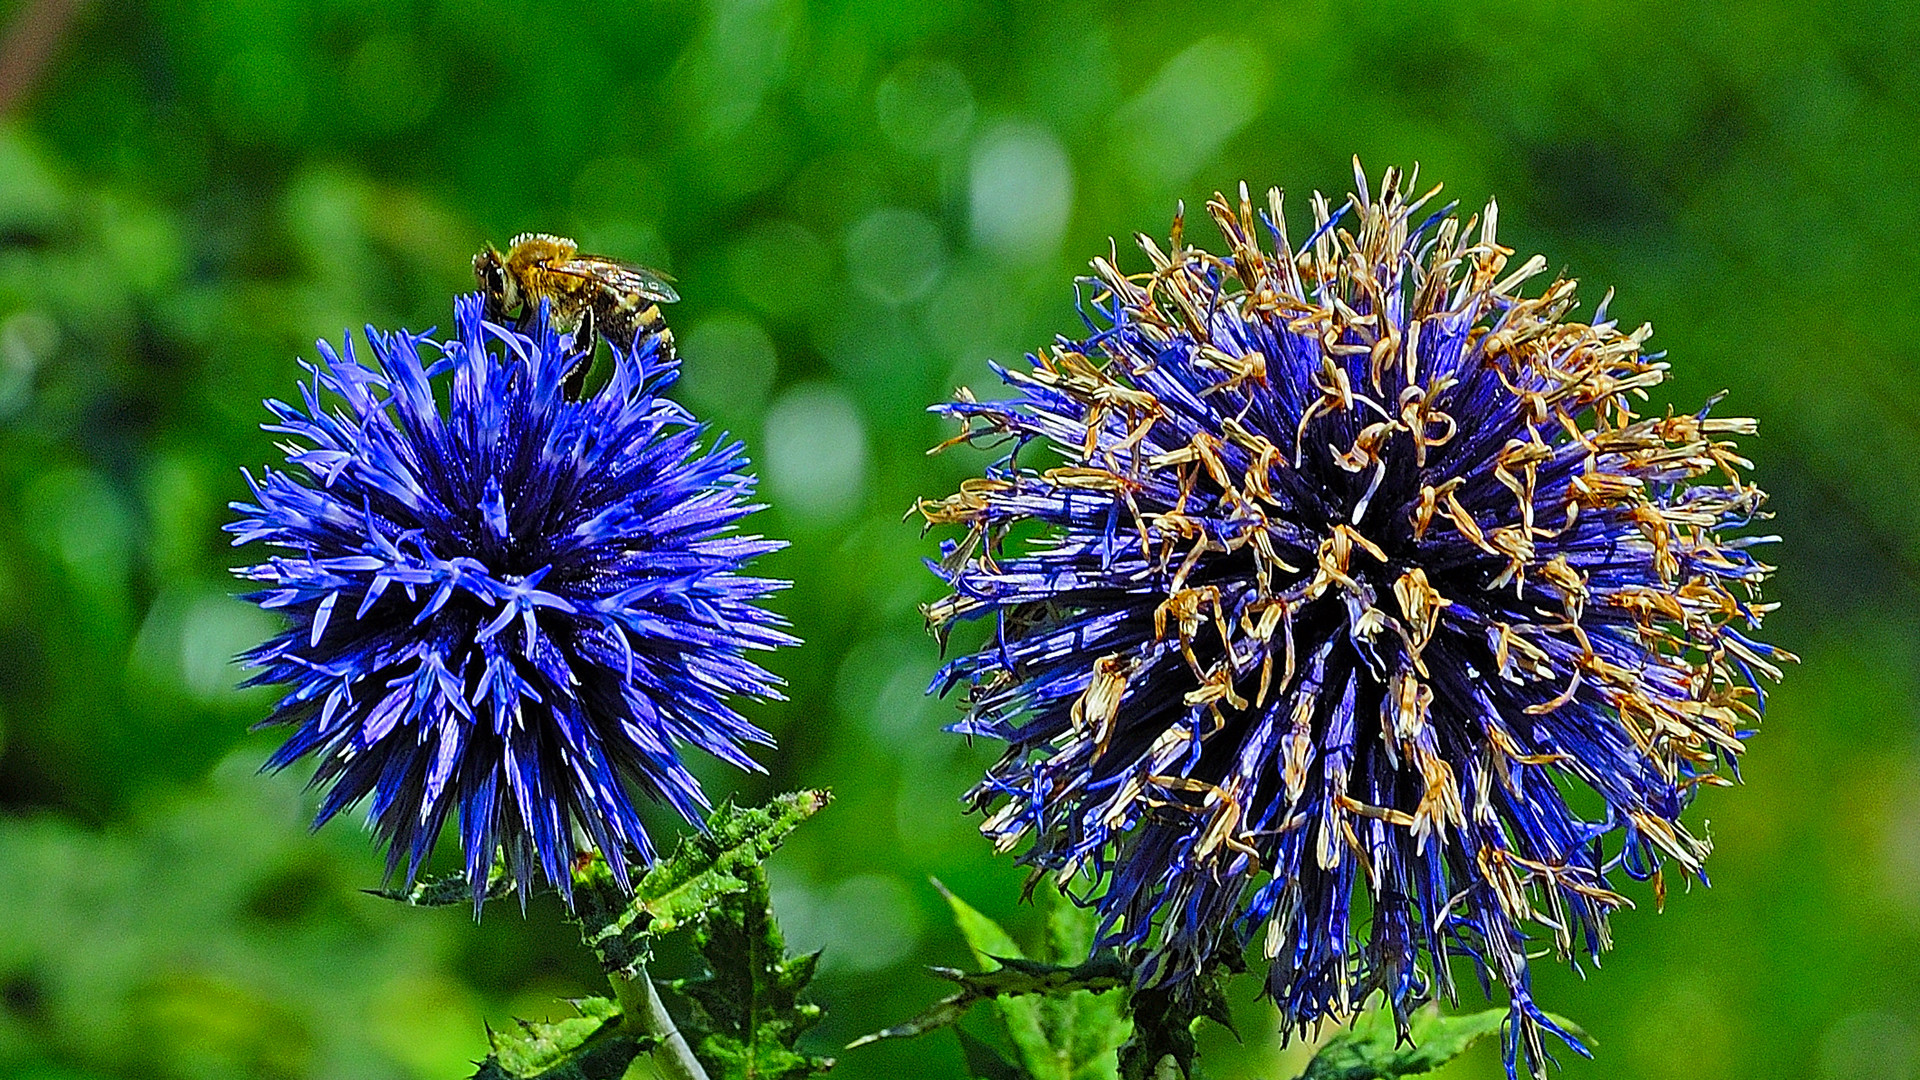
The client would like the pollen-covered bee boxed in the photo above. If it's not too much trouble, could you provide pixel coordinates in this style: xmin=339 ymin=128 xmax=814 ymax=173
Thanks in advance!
xmin=473 ymin=233 xmax=679 ymax=395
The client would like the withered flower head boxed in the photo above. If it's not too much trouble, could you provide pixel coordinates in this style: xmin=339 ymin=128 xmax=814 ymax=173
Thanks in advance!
xmin=920 ymin=162 xmax=1784 ymax=1075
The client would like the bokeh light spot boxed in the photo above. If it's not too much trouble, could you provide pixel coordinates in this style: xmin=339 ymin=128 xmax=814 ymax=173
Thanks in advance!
xmin=876 ymin=59 xmax=975 ymax=156
xmin=0 ymin=311 xmax=55 ymax=418
xmin=23 ymin=468 xmax=133 ymax=594
xmin=1111 ymin=36 xmax=1268 ymax=189
xmin=763 ymin=383 xmax=868 ymax=522
xmin=676 ymin=312 xmax=779 ymax=417
xmin=846 ymin=207 xmax=946 ymax=305
xmin=969 ymin=121 xmax=1073 ymax=263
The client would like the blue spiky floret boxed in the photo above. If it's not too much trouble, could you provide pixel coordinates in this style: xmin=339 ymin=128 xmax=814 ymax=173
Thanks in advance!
xmin=229 ymin=294 xmax=793 ymax=907
xmin=919 ymin=164 xmax=1785 ymax=1077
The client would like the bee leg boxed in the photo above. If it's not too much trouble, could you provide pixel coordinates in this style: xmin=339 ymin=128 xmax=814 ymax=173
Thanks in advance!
xmin=481 ymin=293 xmax=522 ymax=338
xmin=497 ymin=294 xmax=533 ymax=337
xmin=562 ymin=305 xmax=598 ymax=400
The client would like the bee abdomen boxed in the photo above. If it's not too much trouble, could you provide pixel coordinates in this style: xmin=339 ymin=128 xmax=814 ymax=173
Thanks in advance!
xmin=606 ymin=301 xmax=675 ymax=360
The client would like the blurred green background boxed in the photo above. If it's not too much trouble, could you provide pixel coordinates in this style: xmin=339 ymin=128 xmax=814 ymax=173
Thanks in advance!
xmin=0 ymin=0 xmax=1911 ymax=1077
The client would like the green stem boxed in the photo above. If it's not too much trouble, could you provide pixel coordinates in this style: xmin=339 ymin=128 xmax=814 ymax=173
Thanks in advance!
xmin=612 ymin=964 xmax=711 ymax=1080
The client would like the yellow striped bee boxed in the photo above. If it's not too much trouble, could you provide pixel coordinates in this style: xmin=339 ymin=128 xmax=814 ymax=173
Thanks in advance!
xmin=473 ymin=233 xmax=679 ymax=395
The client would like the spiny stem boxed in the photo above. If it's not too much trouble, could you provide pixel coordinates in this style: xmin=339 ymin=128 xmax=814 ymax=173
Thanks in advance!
xmin=612 ymin=964 xmax=711 ymax=1080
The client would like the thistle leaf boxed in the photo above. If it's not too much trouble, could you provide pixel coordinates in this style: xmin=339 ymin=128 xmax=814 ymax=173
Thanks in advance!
xmin=1029 ymin=888 xmax=1128 ymax=1080
xmin=573 ymin=790 xmax=830 ymax=976
xmin=849 ymin=952 xmax=1131 ymax=1049
xmin=941 ymin=877 xmax=1026 ymax=961
xmin=1296 ymin=1004 xmax=1583 ymax=1080
xmin=470 ymin=996 xmax=648 ymax=1080
xmin=667 ymin=864 xmax=833 ymax=1080
xmin=851 ymin=880 xmax=1127 ymax=1080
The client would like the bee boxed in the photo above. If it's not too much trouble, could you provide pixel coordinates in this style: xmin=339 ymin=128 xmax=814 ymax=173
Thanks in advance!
xmin=473 ymin=232 xmax=680 ymax=395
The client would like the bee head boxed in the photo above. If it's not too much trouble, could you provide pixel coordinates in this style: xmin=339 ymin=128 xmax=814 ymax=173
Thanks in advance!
xmin=473 ymin=244 xmax=519 ymax=314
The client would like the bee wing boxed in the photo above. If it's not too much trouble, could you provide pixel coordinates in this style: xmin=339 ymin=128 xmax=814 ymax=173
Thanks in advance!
xmin=546 ymin=257 xmax=681 ymax=304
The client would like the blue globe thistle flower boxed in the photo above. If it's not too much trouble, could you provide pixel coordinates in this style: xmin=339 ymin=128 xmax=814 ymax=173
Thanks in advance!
xmin=920 ymin=164 xmax=1784 ymax=1075
xmin=229 ymin=295 xmax=794 ymax=906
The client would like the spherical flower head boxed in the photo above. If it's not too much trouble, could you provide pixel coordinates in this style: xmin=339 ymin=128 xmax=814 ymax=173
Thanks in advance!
xmin=920 ymin=164 xmax=1784 ymax=1075
xmin=229 ymin=295 xmax=794 ymax=907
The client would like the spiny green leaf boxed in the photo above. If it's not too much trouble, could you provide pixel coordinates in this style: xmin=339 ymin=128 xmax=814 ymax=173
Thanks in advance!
xmin=470 ymin=996 xmax=648 ymax=1080
xmin=946 ymin=882 xmax=1051 ymax=1076
xmin=1029 ymin=886 xmax=1127 ymax=1080
xmin=852 ymin=880 xmax=1128 ymax=1080
xmin=1042 ymin=886 xmax=1098 ymax=967
xmin=940 ymin=877 xmax=1027 ymax=964
xmin=667 ymin=864 xmax=833 ymax=1080
xmin=1297 ymin=1003 xmax=1585 ymax=1080
xmin=573 ymin=790 xmax=830 ymax=977
xmin=847 ymin=951 xmax=1130 ymax=1049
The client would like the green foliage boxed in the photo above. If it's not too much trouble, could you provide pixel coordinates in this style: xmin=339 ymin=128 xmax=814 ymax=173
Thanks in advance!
xmin=956 ymin=1028 xmax=1030 ymax=1080
xmin=669 ymin=866 xmax=834 ymax=1080
xmin=857 ymin=880 xmax=1129 ymax=1080
xmin=0 ymin=759 xmax=503 ymax=1078
xmin=472 ymin=997 xmax=648 ymax=1080
xmin=572 ymin=791 xmax=830 ymax=977
xmin=850 ymin=952 xmax=1131 ymax=1053
xmin=1293 ymin=1003 xmax=1561 ymax=1080
xmin=948 ymin=879 xmax=1129 ymax=1080
xmin=0 ymin=0 xmax=1908 ymax=1077
xmin=464 ymin=793 xmax=833 ymax=1080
